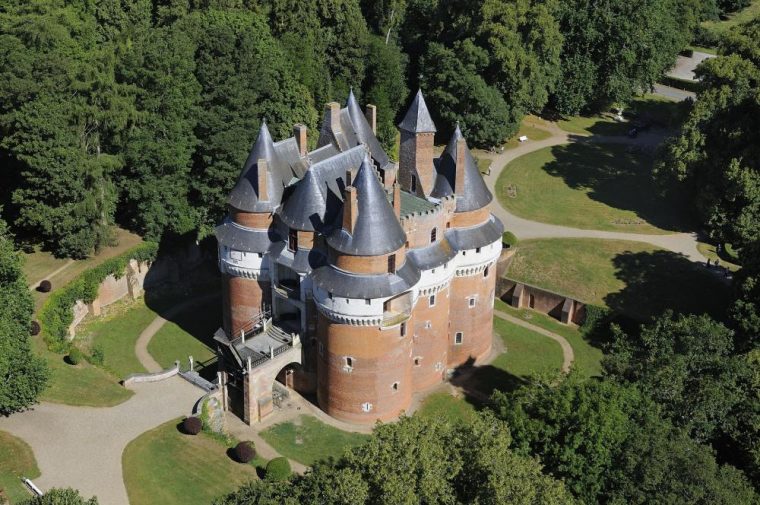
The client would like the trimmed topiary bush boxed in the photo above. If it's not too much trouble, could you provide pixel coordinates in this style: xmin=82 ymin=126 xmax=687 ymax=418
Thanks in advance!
xmin=183 ymin=416 xmax=202 ymax=435
xmin=30 ymin=321 xmax=41 ymax=336
xmin=38 ymin=280 xmax=52 ymax=292
xmin=265 ymin=457 xmax=291 ymax=481
xmin=67 ymin=348 xmax=83 ymax=365
xmin=234 ymin=441 xmax=256 ymax=463
xmin=502 ymin=231 xmax=518 ymax=248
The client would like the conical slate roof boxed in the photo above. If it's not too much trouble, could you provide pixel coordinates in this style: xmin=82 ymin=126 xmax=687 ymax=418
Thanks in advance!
xmin=228 ymin=121 xmax=283 ymax=213
xmin=327 ymin=155 xmax=406 ymax=256
xmin=345 ymin=90 xmax=390 ymax=168
xmin=431 ymin=125 xmax=492 ymax=212
xmin=398 ymin=89 xmax=437 ymax=133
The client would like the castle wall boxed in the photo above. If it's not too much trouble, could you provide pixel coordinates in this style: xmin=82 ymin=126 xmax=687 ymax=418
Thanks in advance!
xmin=317 ymin=313 xmax=413 ymax=423
xmin=399 ymin=131 xmax=435 ymax=196
xmin=447 ymin=265 xmax=496 ymax=367
xmin=410 ymin=284 xmax=450 ymax=390
xmin=223 ymin=273 xmax=271 ymax=336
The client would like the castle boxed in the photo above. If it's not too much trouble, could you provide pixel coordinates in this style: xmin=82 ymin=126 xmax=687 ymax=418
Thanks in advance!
xmin=214 ymin=90 xmax=503 ymax=425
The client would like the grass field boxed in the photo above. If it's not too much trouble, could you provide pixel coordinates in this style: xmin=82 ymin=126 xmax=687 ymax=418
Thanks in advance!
xmin=702 ymin=0 xmax=760 ymax=39
xmin=415 ymin=392 xmax=478 ymax=424
xmin=76 ymin=299 xmax=156 ymax=378
xmin=123 ymin=418 xmax=258 ymax=505
xmin=503 ymin=115 xmax=553 ymax=149
xmin=260 ymin=415 xmax=368 ymax=466
xmin=496 ymin=142 xmax=692 ymax=234
xmin=506 ymin=238 xmax=730 ymax=321
xmin=148 ymin=298 xmax=222 ymax=372
xmin=556 ymin=95 xmax=684 ymax=136
xmin=0 ymin=431 xmax=39 ymax=504
xmin=494 ymin=300 xmax=603 ymax=377
xmin=696 ymin=242 xmax=741 ymax=272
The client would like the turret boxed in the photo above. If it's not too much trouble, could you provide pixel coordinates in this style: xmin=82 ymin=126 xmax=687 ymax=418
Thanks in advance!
xmin=398 ymin=90 xmax=437 ymax=196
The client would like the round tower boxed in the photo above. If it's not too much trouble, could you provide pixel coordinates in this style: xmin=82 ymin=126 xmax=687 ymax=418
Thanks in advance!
xmin=312 ymin=156 xmax=419 ymax=423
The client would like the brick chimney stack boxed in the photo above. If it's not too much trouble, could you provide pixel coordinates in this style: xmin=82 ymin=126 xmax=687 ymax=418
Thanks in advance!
xmin=455 ymin=136 xmax=466 ymax=194
xmin=365 ymin=104 xmax=377 ymax=134
xmin=257 ymin=159 xmax=269 ymax=201
xmin=392 ymin=182 xmax=401 ymax=219
xmin=294 ymin=124 xmax=307 ymax=157
xmin=326 ymin=102 xmax=341 ymax=133
xmin=343 ymin=186 xmax=358 ymax=234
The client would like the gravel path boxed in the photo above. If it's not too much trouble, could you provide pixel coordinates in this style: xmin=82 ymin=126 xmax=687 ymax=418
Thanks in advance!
xmin=0 ymin=377 xmax=204 ymax=505
xmin=480 ymin=124 xmax=707 ymax=263
xmin=494 ymin=309 xmax=574 ymax=373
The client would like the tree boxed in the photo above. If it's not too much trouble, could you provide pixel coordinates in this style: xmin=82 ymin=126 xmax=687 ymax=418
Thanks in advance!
xmin=215 ymin=414 xmax=575 ymax=505
xmin=0 ymin=215 xmax=49 ymax=415
xmin=551 ymin=0 xmax=694 ymax=114
xmin=493 ymin=375 xmax=757 ymax=504
xmin=19 ymin=488 xmax=98 ymax=505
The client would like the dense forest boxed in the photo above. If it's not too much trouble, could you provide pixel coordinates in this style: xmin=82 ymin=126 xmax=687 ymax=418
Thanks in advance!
xmin=2 ymin=1 xmax=760 ymax=504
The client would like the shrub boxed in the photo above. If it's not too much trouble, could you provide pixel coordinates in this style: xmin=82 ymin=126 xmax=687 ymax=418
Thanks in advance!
xmin=90 ymin=346 xmax=105 ymax=366
xmin=183 ymin=416 xmax=202 ymax=435
xmin=502 ymin=231 xmax=518 ymax=248
xmin=30 ymin=321 xmax=41 ymax=336
xmin=265 ymin=457 xmax=291 ymax=481
xmin=234 ymin=441 xmax=256 ymax=463
xmin=67 ymin=348 xmax=83 ymax=365
xmin=38 ymin=280 xmax=52 ymax=292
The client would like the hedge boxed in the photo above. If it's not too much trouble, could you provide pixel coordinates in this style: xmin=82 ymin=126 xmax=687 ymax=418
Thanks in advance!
xmin=659 ymin=76 xmax=703 ymax=94
xmin=38 ymin=242 xmax=158 ymax=352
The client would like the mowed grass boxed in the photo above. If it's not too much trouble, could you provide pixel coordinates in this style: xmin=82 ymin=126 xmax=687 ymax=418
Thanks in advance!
xmin=0 ymin=431 xmax=39 ymax=504
xmin=494 ymin=299 xmax=603 ymax=377
xmin=702 ymin=0 xmax=760 ymax=39
xmin=696 ymin=242 xmax=741 ymax=272
xmin=148 ymin=297 xmax=222 ymax=372
xmin=123 ymin=418 xmax=258 ymax=505
xmin=416 ymin=392 xmax=478 ymax=424
xmin=260 ymin=415 xmax=368 ymax=466
xmin=76 ymin=299 xmax=156 ymax=378
xmin=556 ymin=95 xmax=684 ymax=136
xmin=503 ymin=115 xmax=553 ymax=149
xmin=496 ymin=142 xmax=692 ymax=234
xmin=506 ymin=238 xmax=731 ymax=321
xmin=33 ymin=334 xmax=133 ymax=407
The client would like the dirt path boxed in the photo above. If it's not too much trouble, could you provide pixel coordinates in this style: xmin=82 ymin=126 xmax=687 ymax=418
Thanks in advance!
xmin=481 ymin=124 xmax=707 ymax=263
xmin=494 ymin=310 xmax=574 ymax=373
xmin=134 ymin=293 xmax=220 ymax=373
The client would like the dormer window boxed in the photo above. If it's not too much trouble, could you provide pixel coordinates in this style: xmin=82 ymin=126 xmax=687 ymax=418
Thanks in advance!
xmin=288 ymin=228 xmax=298 ymax=252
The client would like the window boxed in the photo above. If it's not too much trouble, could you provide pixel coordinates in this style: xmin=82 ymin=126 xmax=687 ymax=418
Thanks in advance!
xmin=257 ymin=253 xmax=263 ymax=258
xmin=388 ymin=254 xmax=396 ymax=273
xmin=484 ymin=266 xmax=490 ymax=277
xmin=288 ymin=228 xmax=298 ymax=251
xmin=446 ymin=221 xmax=451 ymax=229
xmin=328 ymin=292 xmax=333 ymax=300
xmin=365 ymin=298 xmax=371 ymax=305
xmin=400 ymin=322 xmax=407 ymax=337
xmin=344 ymin=356 xmax=354 ymax=371
xmin=411 ymin=174 xmax=417 ymax=192
xmin=362 ymin=402 xmax=373 ymax=412
xmin=476 ymin=247 xmax=482 ymax=253
xmin=230 ymin=250 xmax=242 ymax=261
xmin=318 ymin=342 xmax=325 ymax=356
xmin=392 ymin=382 xmax=399 ymax=391
xmin=414 ymin=357 xmax=421 ymax=366
xmin=469 ymin=297 xmax=477 ymax=308
xmin=455 ymin=332 xmax=463 ymax=345
xmin=429 ymin=294 xmax=436 ymax=307
xmin=425 ymin=321 xmax=432 ymax=329
xmin=430 ymin=228 xmax=437 ymax=243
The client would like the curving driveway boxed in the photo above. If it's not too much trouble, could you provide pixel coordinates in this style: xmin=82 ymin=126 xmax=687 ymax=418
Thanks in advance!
xmin=0 ymin=377 xmax=204 ymax=505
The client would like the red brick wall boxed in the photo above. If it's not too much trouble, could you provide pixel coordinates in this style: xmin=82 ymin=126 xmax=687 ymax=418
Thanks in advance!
xmin=223 ymin=273 xmax=271 ymax=336
xmin=317 ymin=313 xmax=413 ymax=423
xmin=410 ymin=286 xmax=450 ymax=390
xmin=399 ymin=131 xmax=435 ymax=196
xmin=447 ymin=266 xmax=496 ymax=367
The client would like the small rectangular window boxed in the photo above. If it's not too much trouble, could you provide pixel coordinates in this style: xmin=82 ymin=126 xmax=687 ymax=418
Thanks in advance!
xmin=425 ymin=321 xmax=432 ymax=329
xmin=388 ymin=254 xmax=396 ymax=273
xmin=392 ymin=382 xmax=399 ymax=391
xmin=476 ymin=247 xmax=482 ymax=253
xmin=344 ymin=356 xmax=353 ymax=370
xmin=469 ymin=297 xmax=477 ymax=308
xmin=430 ymin=228 xmax=437 ymax=243
xmin=455 ymin=332 xmax=463 ymax=344
xmin=365 ymin=298 xmax=371 ymax=305
xmin=484 ymin=266 xmax=490 ymax=277
xmin=429 ymin=295 xmax=436 ymax=307
xmin=411 ymin=174 xmax=417 ymax=192
xmin=328 ymin=292 xmax=333 ymax=300
xmin=288 ymin=229 xmax=298 ymax=251
xmin=362 ymin=402 xmax=373 ymax=412
xmin=400 ymin=322 xmax=407 ymax=337
xmin=318 ymin=342 xmax=325 ymax=356
xmin=414 ymin=357 xmax=421 ymax=366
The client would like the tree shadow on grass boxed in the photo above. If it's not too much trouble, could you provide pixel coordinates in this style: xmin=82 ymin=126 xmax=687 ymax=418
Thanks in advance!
xmin=540 ymin=142 xmax=692 ymax=232
xmin=449 ymin=358 xmax=527 ymax=409
xmin=604 ymin=250 xmax=731 ymax=322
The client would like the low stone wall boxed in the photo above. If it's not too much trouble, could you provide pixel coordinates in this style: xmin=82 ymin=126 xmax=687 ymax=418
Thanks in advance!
xmin=123 ymin=361 xmax=180 ymax=387
xmin=497 ymin=277 xmax=586 ymax=325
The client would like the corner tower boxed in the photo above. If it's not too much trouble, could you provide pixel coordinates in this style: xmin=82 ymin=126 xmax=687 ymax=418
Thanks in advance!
xmin=398 ymin=90 xmax=437 ymax=196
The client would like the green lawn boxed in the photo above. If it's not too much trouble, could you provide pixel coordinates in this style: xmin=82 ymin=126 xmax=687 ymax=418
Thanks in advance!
xmin=260 ymin=415 xmax=368 ymax=466
xmin=506 ymin=238 xmax=731 ymax=321
xmin=492 ymin=317 xmax=563 ymax=378
xmin=148 ymin=298 xmax=222 ymax=372
xmin=33 ymin=334 xmax=133 ymax=407
xmin=416 ymin=392 xmax=478 ymax=424
xmin=503 ymin=115 xmax=553 ymax=149
xmin=557 ymin=113 xmax=628 ymax=136
xmin=494 ymin=299 xmax=603 ymax=377
xmin=123 ymin=418 xmax=258 ymax=505
xmin=496 ymin=142 xmax=692 ymax=234
xmin=696 ymin=242 xmax=741 ymax=272
xmin=0 ymin=431 xmax=39 ymax=504
xmin=76 ymin=299 xmax=156 ymax=378
xmin=557 ymin=95 xmax=684 ymax=135
xmin=702 ymin=0 xmax=760 ymax=39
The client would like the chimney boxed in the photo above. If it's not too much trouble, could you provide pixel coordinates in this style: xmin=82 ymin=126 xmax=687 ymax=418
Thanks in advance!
xmin=455 ymin=137 xmax=466 ymax=194
xmin=365 ymin=104 xmax=377 ymax=134
xmin=326 ymin=102 xmax=341 ymax=133
xmin=343 ymin=186 xmax=358 ymax=234
xmin=257 ymin=159 xmax=269 ymax=201
xmin=345 ymin=169 xmax=353 ymax=187
xmin=392 ymin=182 xmax=401 ymax=219
xmin=294 ymin=124 xmax=307 ymax=157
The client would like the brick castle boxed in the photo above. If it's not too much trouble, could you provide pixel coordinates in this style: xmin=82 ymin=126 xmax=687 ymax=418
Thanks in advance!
xmin=214 ymin=90 xmax=503 ymax=424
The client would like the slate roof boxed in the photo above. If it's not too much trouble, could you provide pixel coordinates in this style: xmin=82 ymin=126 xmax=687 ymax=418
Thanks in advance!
xmin=326 ymin=155 xmax=407 ymax=256
xmin=215 ymin=217 xmax=280 ymax=253
xmin=398 ymin=89 xmax=437 ymax=133
xmin=228 ymin=121 xmax=283 ymax=213
xmin=406 ymin=238 xmax=457 ymax=270
xmin=431 ymin=125 xmax=493 ymax=213
xmin=311 ymin=259 xmax=420 ymax=299
xmin=345 ymin=90 xmax=390 ymax=169
xmin=445 ymin=214 xmax=504 ymax=251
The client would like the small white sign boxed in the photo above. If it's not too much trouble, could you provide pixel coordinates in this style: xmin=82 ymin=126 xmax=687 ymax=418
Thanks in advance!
xmin=518 ymin=135 xmax=528 ymax=142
